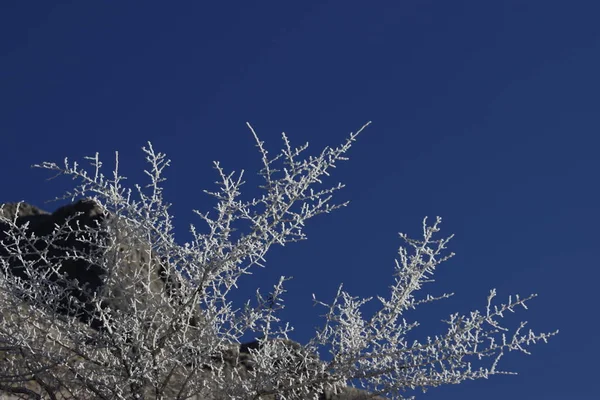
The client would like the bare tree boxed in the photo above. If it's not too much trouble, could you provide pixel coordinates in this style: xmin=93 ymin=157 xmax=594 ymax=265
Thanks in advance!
xmin=0 ymin=123 xmax=556 ymax=400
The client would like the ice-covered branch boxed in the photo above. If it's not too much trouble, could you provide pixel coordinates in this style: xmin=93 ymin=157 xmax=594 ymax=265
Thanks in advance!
xmin=0 ymin=122 xmax=555 ymax=399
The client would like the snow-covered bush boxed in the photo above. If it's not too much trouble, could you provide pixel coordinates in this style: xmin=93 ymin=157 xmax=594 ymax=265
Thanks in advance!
xmin=0 ymin=123 xmax=556 ymax=399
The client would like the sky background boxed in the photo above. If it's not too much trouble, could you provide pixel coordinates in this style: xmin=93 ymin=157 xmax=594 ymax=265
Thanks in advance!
xmin=1 ymin=1 xmax=598 ymax=399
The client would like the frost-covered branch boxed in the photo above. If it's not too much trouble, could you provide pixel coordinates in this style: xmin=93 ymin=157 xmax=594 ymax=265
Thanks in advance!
xmin=0 ymin=122 xmax=555 ymax=399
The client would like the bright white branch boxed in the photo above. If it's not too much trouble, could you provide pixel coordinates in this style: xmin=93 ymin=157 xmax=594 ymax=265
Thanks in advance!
xmin=0 ymin=122 xmax=556 ymax=400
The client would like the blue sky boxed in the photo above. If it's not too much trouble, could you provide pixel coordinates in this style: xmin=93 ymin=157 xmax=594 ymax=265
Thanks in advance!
xmin=1 ymin=1 xmax=598 ymax=399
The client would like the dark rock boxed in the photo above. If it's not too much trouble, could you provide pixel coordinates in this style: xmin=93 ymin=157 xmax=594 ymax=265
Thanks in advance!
xmin=0 ymin=199 xmax=187 ymax=331
xmin=235 ymin=338 xmax=384 ymax=400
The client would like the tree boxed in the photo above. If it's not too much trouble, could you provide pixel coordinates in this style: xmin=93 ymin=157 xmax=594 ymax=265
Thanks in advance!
xmin=0 ymin=123 xmax=556 ymax=400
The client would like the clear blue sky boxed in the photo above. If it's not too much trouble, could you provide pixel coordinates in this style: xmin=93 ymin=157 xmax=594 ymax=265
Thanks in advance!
xmin=1 ymin=1 xmax=598 ymax=399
